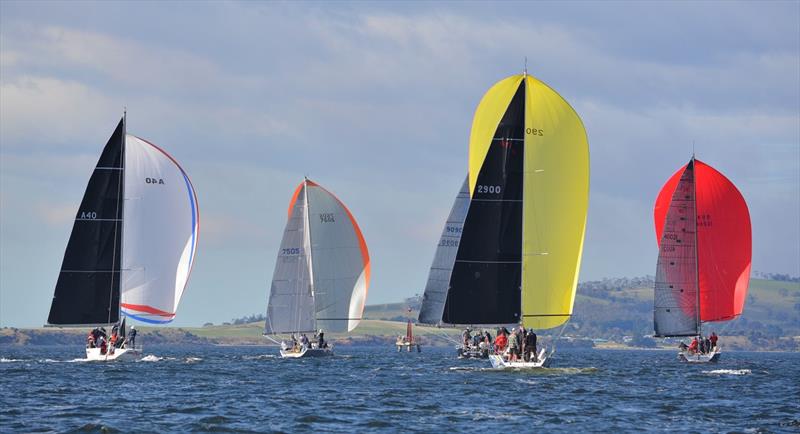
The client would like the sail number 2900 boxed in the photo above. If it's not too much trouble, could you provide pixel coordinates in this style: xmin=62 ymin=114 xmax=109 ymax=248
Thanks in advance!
xmin=476 ymin=185 xmax=502 ymax=194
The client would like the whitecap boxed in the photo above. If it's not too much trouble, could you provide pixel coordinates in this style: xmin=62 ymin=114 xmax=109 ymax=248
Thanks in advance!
xmin=0 ymin=357 xmax=24 ymax=362
xmin=703 ymin=369 xmax=751 ymax=375
xmin=243 ymin=354 xmax=276 ymax=360
xmin=140 ymin=355 xmax=162 ymax=362
xmin=185 ymin=357 xmax=202 ymax=363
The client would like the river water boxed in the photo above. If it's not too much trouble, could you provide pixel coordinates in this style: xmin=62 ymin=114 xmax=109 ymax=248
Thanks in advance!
xmin=1 ymin=345 xmax=798 ymax=432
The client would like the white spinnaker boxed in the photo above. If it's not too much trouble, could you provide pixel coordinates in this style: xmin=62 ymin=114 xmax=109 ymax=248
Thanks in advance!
xmin=121 ymin=135 xmax=198 ymax=324
xmin=306 ymin=183 xmax=369 ymax=333
xmin=264 ymin=184 xmax=316 ymax=334
xmin=418 ymin=176 xmax=469 ymax=325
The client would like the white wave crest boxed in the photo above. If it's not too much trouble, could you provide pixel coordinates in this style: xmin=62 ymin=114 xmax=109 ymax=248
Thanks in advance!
xmin=703 ymin=369 xmax=751 ymax=375
xmin=243 ymin=354 xmax=276 ymax=360
xmin=1 ymin=357 xmax=24 ymax=362
xmin=140 ymin=355 xmax=162 ymax=362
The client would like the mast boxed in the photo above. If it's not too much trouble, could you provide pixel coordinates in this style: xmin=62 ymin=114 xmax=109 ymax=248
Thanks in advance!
xmin=691 ymin=156 xmax=700 ymax=336
xmin=106 ymin=111 xmax=126 ymax=326
xmin=519 ymin=77 xmax=526 ymax=326
xmin=118 ymin=109 xmax=126 ymax=324
xmin=303 ymin=177 xmax=317 ymax=332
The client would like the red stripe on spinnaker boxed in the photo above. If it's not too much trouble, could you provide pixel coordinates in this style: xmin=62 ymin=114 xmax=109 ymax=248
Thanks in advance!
xmin=120 ymin=303 xmax=176 ymax=318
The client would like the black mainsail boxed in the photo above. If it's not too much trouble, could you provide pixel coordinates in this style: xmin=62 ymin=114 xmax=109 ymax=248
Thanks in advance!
xmin=441 ymin=80 xmax=525 ymax=325
xmin=47 ymin=119 xmax=125 ymax=326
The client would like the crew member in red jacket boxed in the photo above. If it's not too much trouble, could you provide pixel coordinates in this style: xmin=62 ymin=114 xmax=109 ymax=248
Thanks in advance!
xmin=687 ymin=337 xmax=699 ymax=354
xmin=494 ymin=332 xmax=508 ymax=354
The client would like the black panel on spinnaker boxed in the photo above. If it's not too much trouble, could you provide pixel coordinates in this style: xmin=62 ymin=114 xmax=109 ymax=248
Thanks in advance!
xmin=48 ymin=119 xmax=124 ymax=326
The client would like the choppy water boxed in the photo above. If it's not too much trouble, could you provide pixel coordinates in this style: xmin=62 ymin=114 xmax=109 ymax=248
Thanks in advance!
xmin=1 ymin=345 xmax=798 ymax=432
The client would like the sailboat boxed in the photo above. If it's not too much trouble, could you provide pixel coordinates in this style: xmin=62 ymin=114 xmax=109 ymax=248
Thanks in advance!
xmin=418 ymin=72 xmax=589 ymax=369
xmin=653 ymin=157 xmax=751 ymax=363
xmin=46 ymin=116 xmax=200 ymax=361
xmin=264 ymin=178 xmax=370 ymax=358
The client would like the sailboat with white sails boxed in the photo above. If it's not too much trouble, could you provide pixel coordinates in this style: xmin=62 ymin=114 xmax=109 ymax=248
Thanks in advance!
xmin=264 ymin=178 xmax=370 ymax=358
xmin=653 ymin=156 xmax=751 ymax=363
xmin=46 ymin=115 xmax=199 ymax=361
xmin=418 ymin=72 xmax=589 ymax=369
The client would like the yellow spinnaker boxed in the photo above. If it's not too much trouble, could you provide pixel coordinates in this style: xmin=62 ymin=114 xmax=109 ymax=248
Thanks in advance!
xmin=522 ymin=75 xmax=589 ymax=329
xmin=468 ymin=75 xmax=523 ymax=197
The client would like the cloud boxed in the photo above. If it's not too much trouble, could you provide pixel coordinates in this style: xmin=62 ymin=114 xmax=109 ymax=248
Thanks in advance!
xmin=0 ymin=2 xmax=797 ymax=327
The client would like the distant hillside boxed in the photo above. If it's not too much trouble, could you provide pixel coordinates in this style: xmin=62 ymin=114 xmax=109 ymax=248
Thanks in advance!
xmin=3 ymin=278 xmax=796 ymax=351
xmin=358 ymin=277 xmax=800 ymax=351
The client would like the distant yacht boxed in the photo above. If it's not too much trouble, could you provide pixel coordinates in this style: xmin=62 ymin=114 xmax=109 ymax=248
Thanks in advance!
xmin=653 ymin=156 xmax=751 ymax=363
xmin=263 ymin=178 xmax=370 ymax=358
xmin=47 ymin=115 xmax=199 ymax=361
xmin=418 ymin=72 xmax=590 ymax=369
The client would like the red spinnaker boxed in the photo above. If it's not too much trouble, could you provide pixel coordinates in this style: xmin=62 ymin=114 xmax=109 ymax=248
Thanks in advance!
xmin=654 ymin=159 xmax=751 ymax=323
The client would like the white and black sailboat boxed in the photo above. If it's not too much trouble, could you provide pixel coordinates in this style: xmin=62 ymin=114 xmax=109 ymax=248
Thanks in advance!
xmin=264 ymin=178 xmax=370 ymax=358
xmin=47 ymin=115 xmax=199 ymax=361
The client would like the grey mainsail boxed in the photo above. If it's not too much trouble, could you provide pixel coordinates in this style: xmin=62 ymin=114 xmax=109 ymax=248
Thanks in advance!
xmin=654 ymin=161 xmax=699 ymax=337
xmin=264 ymin=184 xmax=316 ymax=334
xmin=418 ymin=176 xmax=470 ymax=325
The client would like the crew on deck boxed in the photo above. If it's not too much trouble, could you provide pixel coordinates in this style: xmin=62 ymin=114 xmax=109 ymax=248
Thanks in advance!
xmin=127 ymin=326 xmax=137 ymax=348
xmin=315 ymin=329 xmax=327 ymax=349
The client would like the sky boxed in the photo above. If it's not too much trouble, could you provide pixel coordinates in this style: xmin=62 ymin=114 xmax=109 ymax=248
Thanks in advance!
xmin=1 ymin=1 xmax=798 ymax=328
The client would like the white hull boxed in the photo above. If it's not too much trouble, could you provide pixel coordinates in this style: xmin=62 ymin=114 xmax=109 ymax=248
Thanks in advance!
xmin=396 ymin=342 xmax=421 ymax=352
xmin=279 ymin=346 xmax=334 ymax=358
xmin=678 ymin=347 xmax=720 ymax=363
xmin=85 ymin=346 xmax=142 ymax=362
xmin=489 ymin=348 xmax=550 ymax=369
